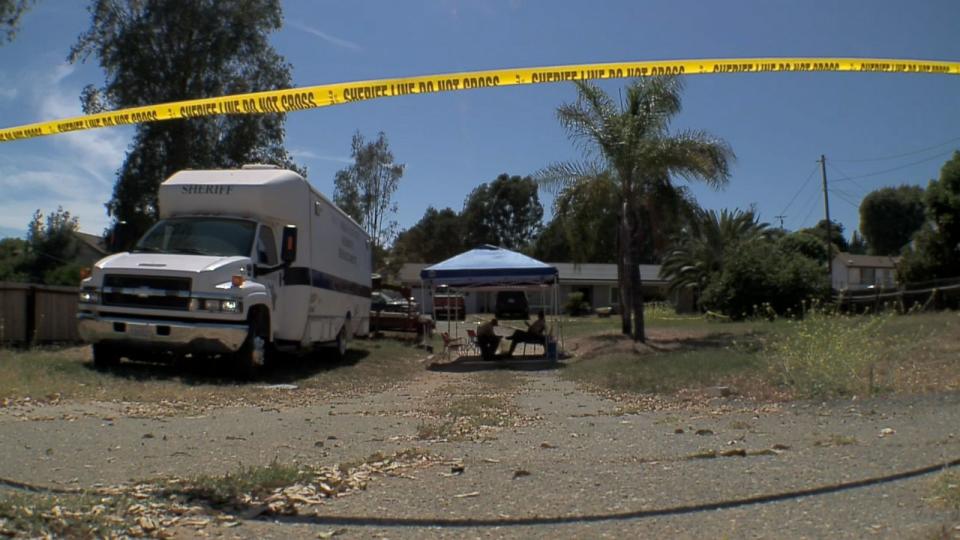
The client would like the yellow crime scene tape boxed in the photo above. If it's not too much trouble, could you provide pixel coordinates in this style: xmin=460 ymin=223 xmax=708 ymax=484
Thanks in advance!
xmin=1 ymin=57 xmax=958 ymax=143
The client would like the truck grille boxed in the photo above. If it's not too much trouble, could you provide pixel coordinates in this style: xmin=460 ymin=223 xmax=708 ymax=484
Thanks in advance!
xmin=102 ymin=274 xmax=192 ymax=311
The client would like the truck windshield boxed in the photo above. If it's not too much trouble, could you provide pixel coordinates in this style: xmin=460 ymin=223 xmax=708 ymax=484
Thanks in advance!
xmin=134 ymin=218 xmax=257 ymax=257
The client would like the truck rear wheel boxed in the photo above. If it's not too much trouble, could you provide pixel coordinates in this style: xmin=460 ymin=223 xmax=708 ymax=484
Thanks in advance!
xmin=334 ymin=325 xmax=348 ymax=360
xmin=92 ymin=343 xmax=121 ymax=369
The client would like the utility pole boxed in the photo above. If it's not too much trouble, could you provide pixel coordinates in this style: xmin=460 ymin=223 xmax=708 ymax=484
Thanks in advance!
xmin=774 ymin=215 xmax=786 ymax=229
xmin=820 ymin=155 xmax=833 ymax=279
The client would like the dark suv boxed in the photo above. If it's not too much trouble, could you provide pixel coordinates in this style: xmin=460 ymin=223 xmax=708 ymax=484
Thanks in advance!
xmin=495 ymin=291 xmax=529 ymax=320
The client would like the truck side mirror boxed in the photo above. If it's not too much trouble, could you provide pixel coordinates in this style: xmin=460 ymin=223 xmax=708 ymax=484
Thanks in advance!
xmin=280 ymin=225 xmax=297 ymax=263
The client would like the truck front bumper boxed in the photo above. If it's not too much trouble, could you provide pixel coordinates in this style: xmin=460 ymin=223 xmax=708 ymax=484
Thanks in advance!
xmin=77 ymin=313 xmax=248 ymax=354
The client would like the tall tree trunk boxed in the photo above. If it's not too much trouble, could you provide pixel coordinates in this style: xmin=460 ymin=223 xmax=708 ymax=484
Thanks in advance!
xmin=629 ymin=209 xmax=646 ymax=343
xmin=618 ymin=203 xmax=631 ymax=335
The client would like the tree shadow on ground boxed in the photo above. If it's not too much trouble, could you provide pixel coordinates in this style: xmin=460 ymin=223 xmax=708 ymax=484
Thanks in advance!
xmin=427 ymin=353 xmax=563 ymax=373
xmin=82 ymin=348 xmax=371 ymax=386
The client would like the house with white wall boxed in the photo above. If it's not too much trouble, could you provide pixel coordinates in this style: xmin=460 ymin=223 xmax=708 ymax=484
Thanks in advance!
xmin=831 ymin=252 xmax=898 ymax=291
xmin=399 ymin=261 xmax=670 ymax=315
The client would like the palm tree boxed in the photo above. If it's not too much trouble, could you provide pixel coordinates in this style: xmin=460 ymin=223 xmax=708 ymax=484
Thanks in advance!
xmin=661 ymin=207 xmax=769 ymax=307
xmin=538 ymin=77 xmax=734 ymax=342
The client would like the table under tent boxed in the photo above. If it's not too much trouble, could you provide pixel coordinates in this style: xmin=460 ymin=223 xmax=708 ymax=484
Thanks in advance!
xmin=419 ymin=245 xmax=562 ymax=359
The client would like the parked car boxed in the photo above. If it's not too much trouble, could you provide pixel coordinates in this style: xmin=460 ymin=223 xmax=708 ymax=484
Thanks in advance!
xmin=495 ymin=290 xmax=529 ymax=319
xmin=370 ymin=288 xmax=432 ymax=335
xmin=433 ymin=292 xmax=465 ymax=321
xmin=371 ymin=289 xmax=418 ymax=313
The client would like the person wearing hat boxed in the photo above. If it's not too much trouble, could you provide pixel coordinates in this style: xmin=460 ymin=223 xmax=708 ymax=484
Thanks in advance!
xmin=476 ymin=317 xmax=501 ymax=361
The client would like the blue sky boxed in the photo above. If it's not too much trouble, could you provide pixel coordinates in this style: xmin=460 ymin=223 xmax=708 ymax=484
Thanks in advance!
xmin=1 ymin=0 xmax=959 ymax=246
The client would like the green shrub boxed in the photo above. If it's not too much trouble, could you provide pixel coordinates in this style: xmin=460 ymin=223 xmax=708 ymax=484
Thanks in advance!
xmin=564 ymin=291 xmax=591 ymax=316
xmin=701 ymin=240 xmax=828 ymax=319
xmin=768 ymin=312 xmax=891 ymax=398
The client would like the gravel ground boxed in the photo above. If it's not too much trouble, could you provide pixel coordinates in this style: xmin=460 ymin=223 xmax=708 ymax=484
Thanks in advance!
xmin=1 ymin=352 xmax=959 ymax=538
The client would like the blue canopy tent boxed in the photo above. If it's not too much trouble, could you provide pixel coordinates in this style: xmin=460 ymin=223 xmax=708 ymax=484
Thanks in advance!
xmin=420 ymin=245 xmax=562 ymax=356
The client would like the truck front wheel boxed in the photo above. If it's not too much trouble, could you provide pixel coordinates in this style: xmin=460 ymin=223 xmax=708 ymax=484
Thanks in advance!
xmin=234 ymin=314 xmax=268 ymax=379
xmin=92 ymin=343 xmax=121 ymax=369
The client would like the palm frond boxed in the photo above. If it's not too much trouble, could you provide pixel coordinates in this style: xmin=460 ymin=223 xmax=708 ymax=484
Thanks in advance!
xmin=534 ymin=160 xmax=604 ymax=194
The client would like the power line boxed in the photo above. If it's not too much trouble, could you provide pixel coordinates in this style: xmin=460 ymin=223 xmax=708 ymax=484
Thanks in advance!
xmin=778 ymin=164 xmax=819 ymax=218
xmin=832 ymin=149 xmax=956 ymax=183
xmin=829 ymin=189 xmax=860 ymax=210
xmin=833 ymin=135 xmax=960 ymax=163
xmin=797 ymin=191 xmax=820 ymax=228
xmin=826 ymin=162 xmax=869 ymax=196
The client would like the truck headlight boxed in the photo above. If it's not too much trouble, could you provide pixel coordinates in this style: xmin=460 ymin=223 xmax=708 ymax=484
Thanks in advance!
xmin=188 ymin=297 xmax=242 ymax=313
xmin=78 ymin=290 xmax=100 ymax=304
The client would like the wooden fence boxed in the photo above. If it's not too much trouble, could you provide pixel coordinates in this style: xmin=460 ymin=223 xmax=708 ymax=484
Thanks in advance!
xmin=0 ymin=282 xmax=81 ymax=346
xmin=835 ymin=276 xmax=960 ymax=313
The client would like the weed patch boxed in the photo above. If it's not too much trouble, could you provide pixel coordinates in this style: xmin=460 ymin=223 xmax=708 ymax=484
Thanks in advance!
xmin=929 ymin=471 xmax=960 ymax=511
xmin=0 ymin=491 xmax=126 ymax=539
xmin=768 ymin=313 xmax=892 ymax=398
xmin=173 ymin=459 xmax=301 ymax=507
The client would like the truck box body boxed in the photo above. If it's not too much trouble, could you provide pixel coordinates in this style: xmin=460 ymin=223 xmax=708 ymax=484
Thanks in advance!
xmin=77 ymin=167 xmax=371 ymax=368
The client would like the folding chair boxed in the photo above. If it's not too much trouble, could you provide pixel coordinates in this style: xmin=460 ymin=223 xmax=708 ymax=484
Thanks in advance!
xmin=520 ymin=334 xmax=547 ymax=356
xmin=440 ymin=332 xmax=465 ymax=360
xmin=465 ymin=329 xmax=481 ymax=355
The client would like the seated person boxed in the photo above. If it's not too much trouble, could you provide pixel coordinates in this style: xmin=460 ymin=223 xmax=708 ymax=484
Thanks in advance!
xmin=476 ymin=317 xmax=501 ymax=361
xmin=506 ymin=310 xmax=546 ymax=356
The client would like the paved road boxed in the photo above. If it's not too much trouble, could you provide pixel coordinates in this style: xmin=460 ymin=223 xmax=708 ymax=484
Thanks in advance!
xmin=1 ymin=353 xmax=959 ymax=538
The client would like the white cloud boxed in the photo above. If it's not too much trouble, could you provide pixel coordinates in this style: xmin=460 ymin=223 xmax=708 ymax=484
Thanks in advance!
xmin=289 ymin=148 xmax=352 ymax=163
xmin=289 ymin=22 xmax=362 ymax=51
xmin=0 ymin=62 xmax=129 ymax=236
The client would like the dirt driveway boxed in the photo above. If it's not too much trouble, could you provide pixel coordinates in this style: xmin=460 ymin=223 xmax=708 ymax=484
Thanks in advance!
xmin=1 ymin=349 xmax=959 ymax=538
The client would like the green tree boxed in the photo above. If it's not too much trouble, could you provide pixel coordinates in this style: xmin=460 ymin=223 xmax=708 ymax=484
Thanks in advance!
xmin=848 ymin=230 xmax=868 ymax=255
xmin=530 ymin=218 xmax=571 ymax=263
xmin=70 ymin=0 xmax=299 ymax=246
xmin=700 ymin=240 xmax=828 ymax=320
xmin=1 ymin=0 xmax=33 ymax=43
xmin=539 ymin=77 xmax=734 ymax=341
xmin=392 ymin=206 xmax=465 ymax=264
xmin=859 ymin=185 xmax=926 ymax=255
xmin=461 ymin=173 xmax=543 ymax=250
xmin=800 ymin=219 xmax=849 ymax=260
xmin=779 ymin=231 xmax=829 ymax=264
xmin=532 ymin=174 xmax=619 ymax=264
xmin=23 ymin=207 xmax=83 ymax=285
xmin=899 ymin=151 xmax=960 ymax=281
xmin=661 ymin=207 xmax=768 ymax=305
xmin=0 ymin=237 xmax=28 ymax=282
xmin=333 ymin=131 xmax=404 ymax=266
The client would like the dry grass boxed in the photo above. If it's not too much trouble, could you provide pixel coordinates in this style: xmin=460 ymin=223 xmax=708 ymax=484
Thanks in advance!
xmin=0 ymin=491 xmax=129 ymax=539
xmin=0 ymin=338 xmax=427 ymax=411
xmin=417 ymin=370 xmax=523 ymax=441
xmin=563 ymin=310 xmax=960 ymax=401
xmin=929 ymin=471 xmax=960 ymax=511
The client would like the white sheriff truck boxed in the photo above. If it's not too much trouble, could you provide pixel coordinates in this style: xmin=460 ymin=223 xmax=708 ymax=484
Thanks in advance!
xmin=77 ymin=165 xmax=371 ymax=375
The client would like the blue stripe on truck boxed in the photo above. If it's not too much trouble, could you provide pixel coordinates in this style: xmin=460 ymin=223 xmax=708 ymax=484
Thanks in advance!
xmin=283 ymin=267 xmax=372 ymax=298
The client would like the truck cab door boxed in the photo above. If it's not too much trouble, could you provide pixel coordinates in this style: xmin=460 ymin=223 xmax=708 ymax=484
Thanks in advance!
xmin=255 ymin=225 xmax=282 ymax=332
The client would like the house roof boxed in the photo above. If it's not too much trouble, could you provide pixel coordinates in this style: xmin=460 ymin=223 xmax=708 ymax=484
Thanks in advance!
xmin=551 ymin=263 xmax=666 ymax=285
xmin=833 ymin=252 xmax=899 ymax=269
xmin=74 ymin=231 xmax=107 ymax=255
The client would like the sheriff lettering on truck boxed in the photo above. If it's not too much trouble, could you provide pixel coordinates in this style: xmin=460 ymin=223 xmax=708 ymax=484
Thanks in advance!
xmin=77 ymin=165 xmax=372 ymax=376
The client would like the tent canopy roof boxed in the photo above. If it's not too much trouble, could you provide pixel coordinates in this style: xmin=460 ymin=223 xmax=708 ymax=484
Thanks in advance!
xmin=420 ymin=245 xmax=558 ymax=288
